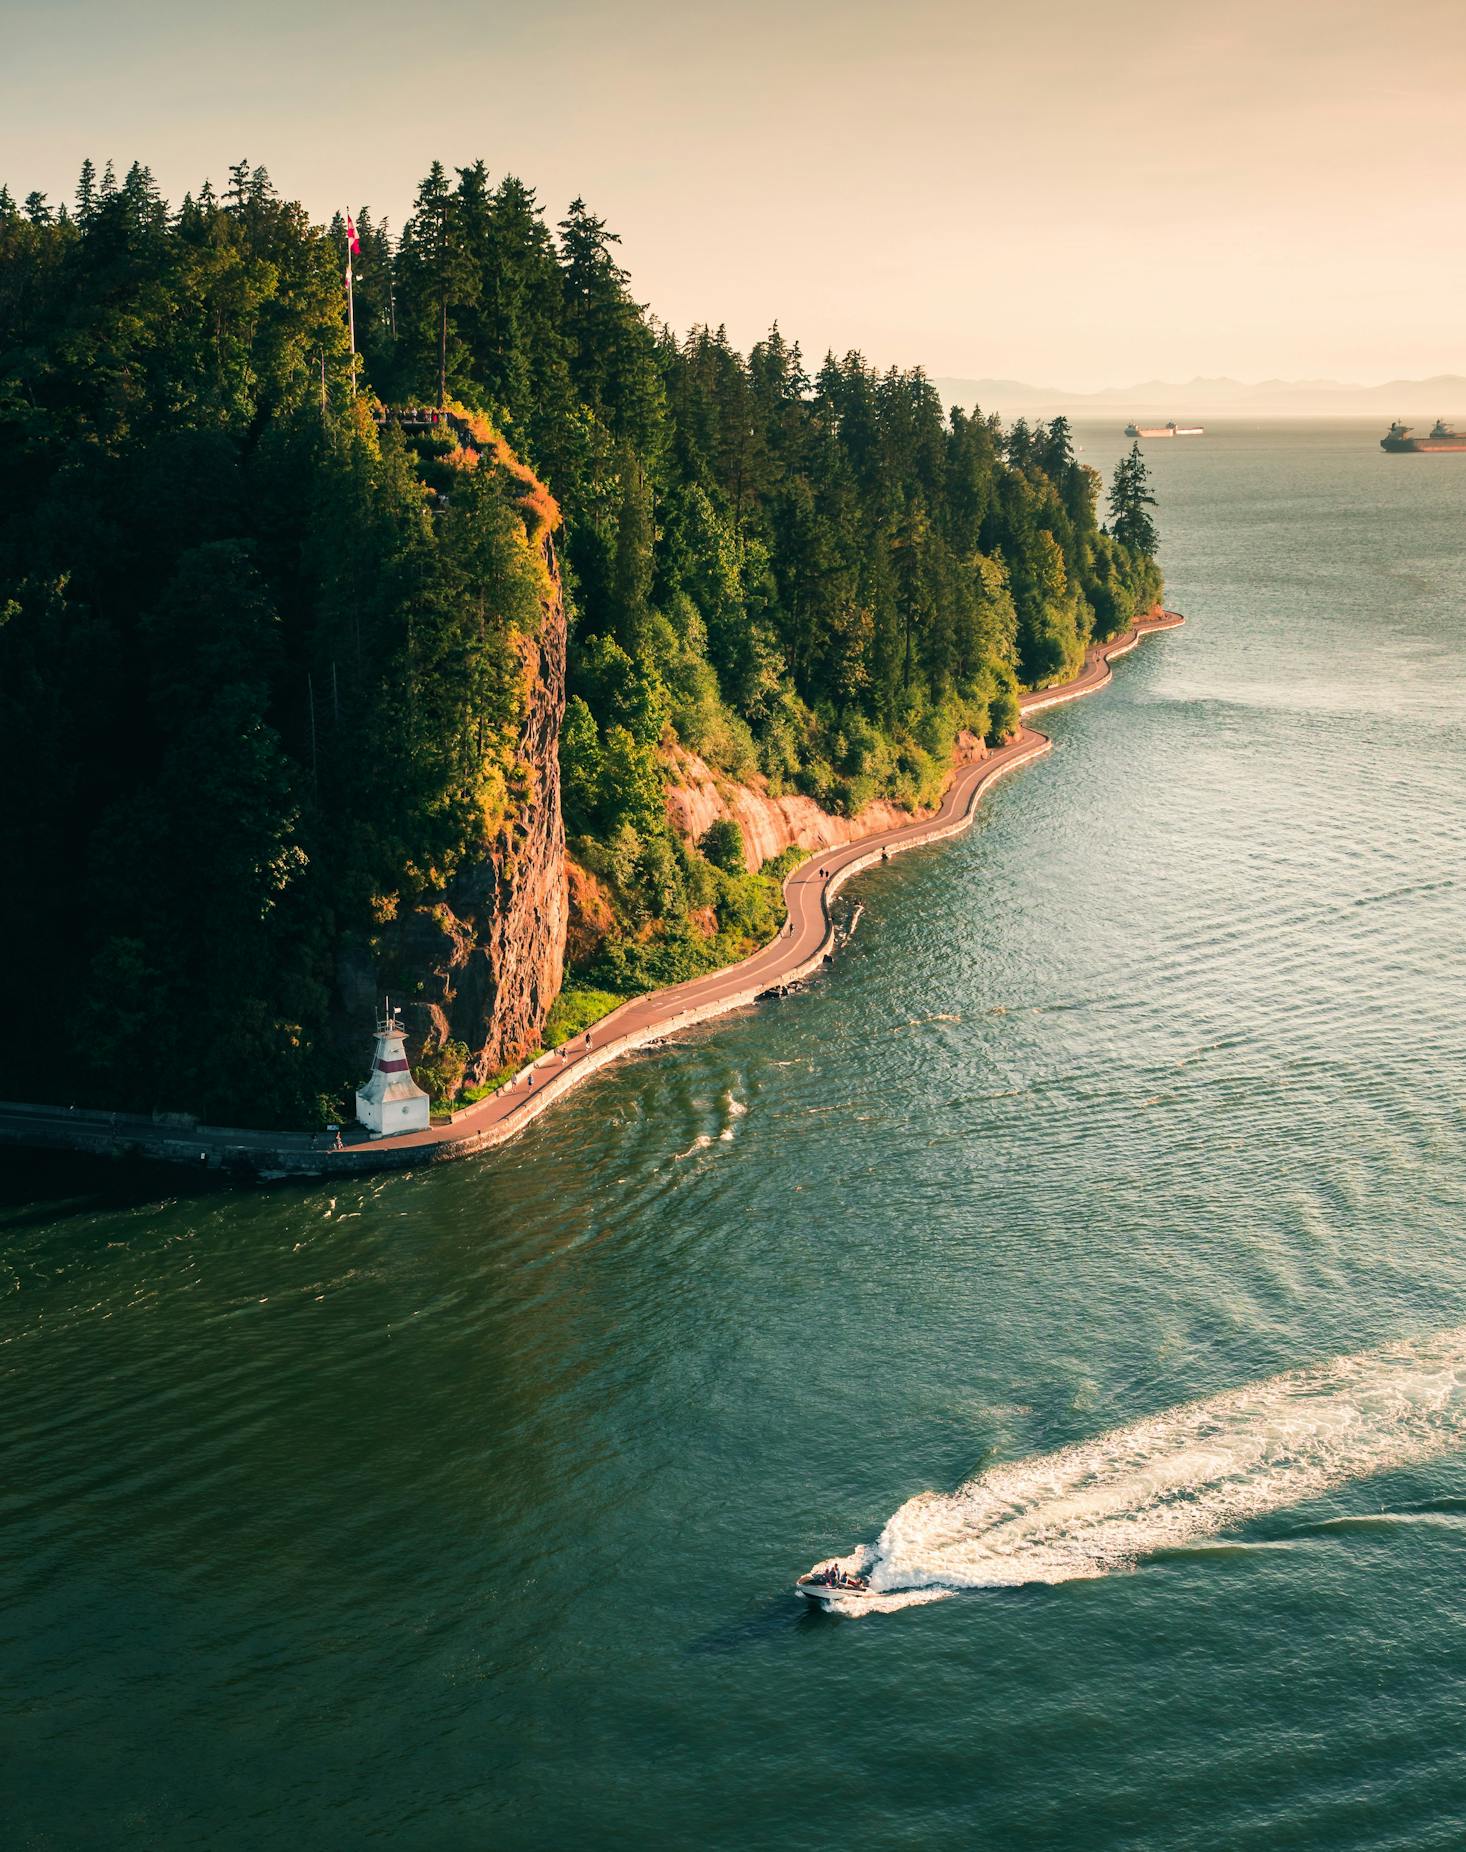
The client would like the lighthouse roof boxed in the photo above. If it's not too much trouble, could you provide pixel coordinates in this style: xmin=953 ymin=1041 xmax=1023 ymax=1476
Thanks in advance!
xmin=359 ymin=1068 xmax=429 ymax=1107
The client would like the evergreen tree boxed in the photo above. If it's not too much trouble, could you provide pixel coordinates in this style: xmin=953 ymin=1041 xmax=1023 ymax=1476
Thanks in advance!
xmin=75 ymin=158 xmax=97 ymax=228
xmin=0 ymin=147 xmax=1161 ymax=1119
xmin=397 ymin=161 xmax=479 ymax=404
xmin=1109 ymin=441 xmax=1159 ymax=558
xmin=224 ymin=158 xmax=252 ymax=213
xmin=609 ymin=445 xmax=655 ymax=654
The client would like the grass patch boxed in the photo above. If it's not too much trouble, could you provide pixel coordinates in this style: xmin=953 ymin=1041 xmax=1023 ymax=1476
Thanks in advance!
xmin=457 ymin=1063 xmax=519 ymax=1107
xmin=543 ymin=986 xmax=622 ymax=1048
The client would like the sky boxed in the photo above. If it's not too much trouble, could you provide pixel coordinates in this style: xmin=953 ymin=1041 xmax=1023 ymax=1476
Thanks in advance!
xmin=3 ymin=0 xmax=1464 ymax=389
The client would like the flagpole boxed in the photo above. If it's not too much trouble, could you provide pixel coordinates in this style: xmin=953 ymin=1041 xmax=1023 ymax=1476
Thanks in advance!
xmin=346 ymin=252 xmax=356 ymax=399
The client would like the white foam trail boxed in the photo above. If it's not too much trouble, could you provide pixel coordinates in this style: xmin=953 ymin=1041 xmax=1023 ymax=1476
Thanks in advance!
xmin=674 ymin=1094 xmax=744 ymax=1159
xmin=857 ymin=1328 xmax=1466 ymax=1608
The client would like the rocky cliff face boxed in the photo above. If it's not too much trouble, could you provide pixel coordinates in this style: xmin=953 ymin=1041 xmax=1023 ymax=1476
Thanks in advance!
xmin=425 ymin=527 xmax=566 ymax=1089
xmin=663 ymin=733 xmax=989 ymax=870
xmin=343 ymin=491 xmax=569 ymax=1095
xmin=447 ymin=525 xmax=567 ymax=1089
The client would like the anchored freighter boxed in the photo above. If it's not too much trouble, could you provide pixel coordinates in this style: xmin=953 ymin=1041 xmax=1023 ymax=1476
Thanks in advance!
xmin=1124 ymin=421 xmax=1205 ymax=438
xmin=1380 ymin=419 xmax=1466 ymax=453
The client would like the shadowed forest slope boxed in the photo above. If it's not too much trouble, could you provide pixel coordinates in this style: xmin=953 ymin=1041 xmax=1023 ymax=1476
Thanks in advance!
xmin=0 ymin=160 xmax=1160 ymax=1123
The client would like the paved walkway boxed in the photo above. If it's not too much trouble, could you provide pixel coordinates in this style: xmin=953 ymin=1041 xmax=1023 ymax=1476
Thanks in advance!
xmin=322 ymin=609 xmax=1183 ymax=1163
xmin=0 ymin=612 xmax=1182 ymax=1176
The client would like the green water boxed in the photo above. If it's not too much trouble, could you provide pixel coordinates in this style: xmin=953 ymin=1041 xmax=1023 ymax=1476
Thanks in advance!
xmin=5 ymin=423 xmax=1466 ymax=1849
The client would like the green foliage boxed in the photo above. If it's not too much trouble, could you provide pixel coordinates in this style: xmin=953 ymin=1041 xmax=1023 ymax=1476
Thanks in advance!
xmin=458 ymin=1064 xmax=518 ymax=1105
xmin=590 ymin=923 xmax=723 ymax=994
xmin=542 ymin=986 xmax=622 ymax=1046
xmin=599 ymin=725 xmax=665 ymax=839
xmin=560 ymin=695 xmax=602 ymax=835
xmin=0 ymin=148 xmax=1161 ymax=1123
xmin=760 ymin=846 xmax=806 ymax=883
xmin=710 ymin=864 xmax=783 ymax=945
xmin=699 ymin=818 xmax=746 ymax=873
xmin=1109 ymin=441 xmax=1160 ymax=561
xmin=413 ymin=1038 xmax=470 ymax=1111
xmin=987 ymin=688 xmax=1021 ymax=744
xmin=0 ymin=166 xmax=554 ymax=1122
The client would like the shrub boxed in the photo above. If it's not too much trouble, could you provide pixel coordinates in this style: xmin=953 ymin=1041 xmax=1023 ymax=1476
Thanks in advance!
xmin=411 ymin=1038 xmax=469 ymax=1111
xmin=699 ymin=817 xmax=746 ymax=874
xmin=458 ymin=1064 xmax=518 ymax=1105
xmin=987 ymin=688 xmax=1020 ymax=745
xmin=543 ymin=986 xmax=622 ymax=1047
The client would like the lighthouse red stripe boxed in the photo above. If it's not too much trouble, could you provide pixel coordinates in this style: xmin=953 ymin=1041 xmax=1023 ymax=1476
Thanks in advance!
xmin=375 ymin=1057 xmax=411 ymax=1073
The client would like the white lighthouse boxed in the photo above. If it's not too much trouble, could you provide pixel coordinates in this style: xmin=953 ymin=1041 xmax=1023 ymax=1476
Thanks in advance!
xmin=355 ymin=1001 xmax=431 ymax=1137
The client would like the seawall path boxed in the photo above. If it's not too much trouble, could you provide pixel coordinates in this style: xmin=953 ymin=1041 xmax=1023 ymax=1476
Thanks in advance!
xmin=0 ymin=612 xmax=1183 ymax=1178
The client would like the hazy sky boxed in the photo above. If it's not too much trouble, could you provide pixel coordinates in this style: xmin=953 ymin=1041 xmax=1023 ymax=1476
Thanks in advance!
xmin=4 ymin=0 xmax=1464 ymax=387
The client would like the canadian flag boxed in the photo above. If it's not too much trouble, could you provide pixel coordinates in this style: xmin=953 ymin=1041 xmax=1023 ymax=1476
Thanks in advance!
xmin=345 ymin=213 xmax=361 ymax=257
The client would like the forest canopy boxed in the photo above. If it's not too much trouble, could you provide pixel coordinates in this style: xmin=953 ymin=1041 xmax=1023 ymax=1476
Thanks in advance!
xmin=0 ymin=159 xmax=1161 ymax=1123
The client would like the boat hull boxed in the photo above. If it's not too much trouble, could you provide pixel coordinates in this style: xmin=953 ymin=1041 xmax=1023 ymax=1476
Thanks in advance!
xmin=795 ymin=1579 xmax=876 ymax=1605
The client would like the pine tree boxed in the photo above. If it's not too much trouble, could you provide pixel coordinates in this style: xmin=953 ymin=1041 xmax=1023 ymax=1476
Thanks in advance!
xmin=610 ymin=445 xmax=655 ymax=655
xmin=0 ymin=146 xmax=1162 ymax=1115
xmin=224 ymin=159 xmax=251 ymax=214
xmin=75 ymin=158 xmax=98 ymax=228
xmin=558 ymin=198 xmax=664 ymax=460
xmin=1109 ymin=441 xmax=1159 ymax=558
xmin=397 ymin=161 xmax=480 ymax=405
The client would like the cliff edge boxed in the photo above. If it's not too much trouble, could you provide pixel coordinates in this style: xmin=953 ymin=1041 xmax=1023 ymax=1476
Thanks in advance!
xmin=348 ymin=433 xmax=569 ymax=1094
xmin=662 ymin=733 xmax=990 ymax=871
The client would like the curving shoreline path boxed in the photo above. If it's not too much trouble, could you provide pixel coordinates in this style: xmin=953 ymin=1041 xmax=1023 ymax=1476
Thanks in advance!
xmin=0 ymin=612 xmax=1182 ymax=1177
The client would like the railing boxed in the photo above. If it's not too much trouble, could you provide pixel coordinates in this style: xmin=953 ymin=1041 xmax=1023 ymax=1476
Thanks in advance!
xmin=373 ymin=407 xmax=458 ymax=431
xmin=371 ymin=406 xmax=481 ymax=462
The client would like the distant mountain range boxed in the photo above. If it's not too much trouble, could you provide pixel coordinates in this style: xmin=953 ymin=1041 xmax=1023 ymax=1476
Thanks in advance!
xmin=930 ymin=374 xmax=1466 ymax=420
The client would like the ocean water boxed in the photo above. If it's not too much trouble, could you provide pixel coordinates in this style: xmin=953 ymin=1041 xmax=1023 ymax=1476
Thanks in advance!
xmin=4 ymin=422 xmax=1466 ymax=1850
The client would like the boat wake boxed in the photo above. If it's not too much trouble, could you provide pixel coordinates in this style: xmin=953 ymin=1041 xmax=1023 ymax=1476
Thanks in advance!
xmin=673 ymin=1091 xmax=747 ymax=1161
xmin=832 ymin=1329 xmax=1466 ymax=1614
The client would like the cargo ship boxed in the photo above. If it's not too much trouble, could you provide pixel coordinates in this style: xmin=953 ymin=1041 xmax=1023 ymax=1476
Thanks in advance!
xmin=1379 ymin=419 xmax=1466 ymax=453
xmin=1124 ymin=421 xmax=1205 ymax=438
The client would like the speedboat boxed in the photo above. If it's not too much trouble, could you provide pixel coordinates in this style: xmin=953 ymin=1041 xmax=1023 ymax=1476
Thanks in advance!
xmin=795 ymin=1565 xmax=876 ymax=1605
